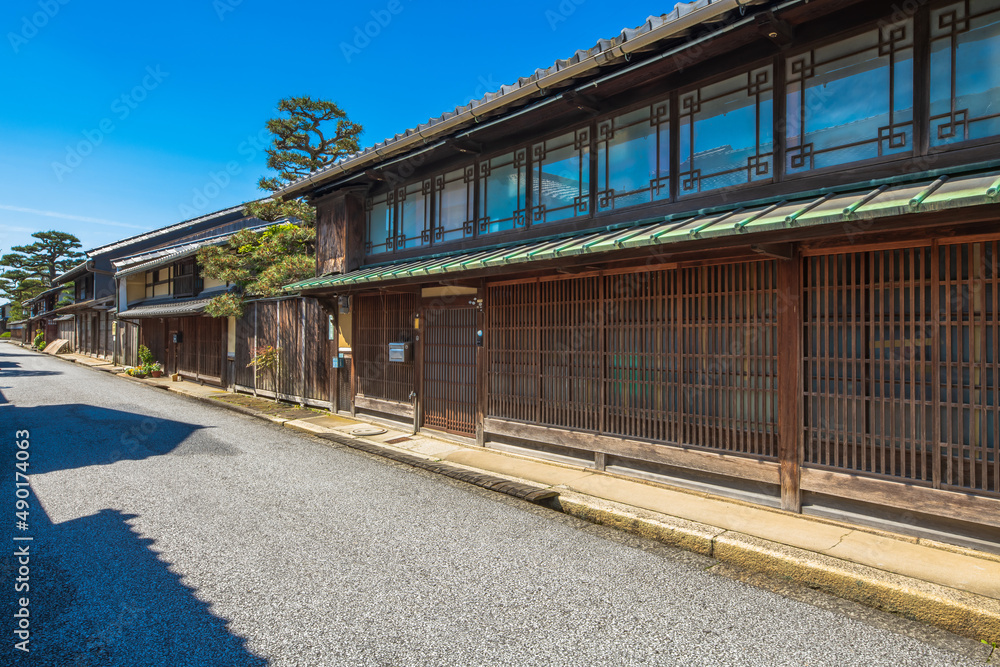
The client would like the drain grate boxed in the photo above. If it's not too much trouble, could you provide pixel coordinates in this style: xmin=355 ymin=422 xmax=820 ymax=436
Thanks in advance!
xmin=384 ymin=436 xmax=412 ymax=444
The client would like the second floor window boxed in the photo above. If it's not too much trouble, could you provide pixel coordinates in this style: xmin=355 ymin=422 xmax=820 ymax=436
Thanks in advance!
xmin=930 ymin=0 xmax=1000 ymax=147
xmin=786 ymin=20 xmax=914 ymax=175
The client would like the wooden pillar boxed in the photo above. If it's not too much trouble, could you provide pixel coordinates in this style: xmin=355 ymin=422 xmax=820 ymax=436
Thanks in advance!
xmin=475 ymin=284 xmax=487 ymax=447
xmin=330 ymin=307 xmax=339 ymax=413
xmin=777 ymin=250 xmax=804 ymax=513
xmin=349 ymin=304 xmax=358 ymax=418
xmin=299 ymin=299 xmax=307 ymax=407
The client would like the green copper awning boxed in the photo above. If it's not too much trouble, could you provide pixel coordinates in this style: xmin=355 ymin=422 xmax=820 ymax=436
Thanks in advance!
xmin=284 ymin=168 xmax=1000 ymax=293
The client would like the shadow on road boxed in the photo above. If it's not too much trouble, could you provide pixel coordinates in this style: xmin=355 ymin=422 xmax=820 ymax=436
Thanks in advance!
xmin=6 ymin=404 xmax=208 ymax=475
xmin=1 ymin=505 xmax=269 ymax=666
xmin=0 ymin=358 xmax=63 ymax=378
xmin=0 ymin=408 xmax=269 ymax=665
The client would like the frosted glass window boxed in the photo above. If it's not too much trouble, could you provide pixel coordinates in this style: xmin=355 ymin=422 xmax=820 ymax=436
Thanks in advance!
xmin=434 ymin=167 xmax=474 ymax=243
xmin=366 ymin=193 xmax=392 ymax=255
xmin=397 ymin=180 xmax=431 ymax=249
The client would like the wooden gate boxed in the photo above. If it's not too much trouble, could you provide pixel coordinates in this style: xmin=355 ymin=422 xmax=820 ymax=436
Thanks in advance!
xmin=422 ymin=305 xmax=478 ymax=436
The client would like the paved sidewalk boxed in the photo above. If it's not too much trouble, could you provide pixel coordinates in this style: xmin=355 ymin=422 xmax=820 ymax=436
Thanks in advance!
xmin=26 ymin=343 xmax=1000 ymax=644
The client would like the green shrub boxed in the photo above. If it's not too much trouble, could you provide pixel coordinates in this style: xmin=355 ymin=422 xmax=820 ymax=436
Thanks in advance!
xmin=0 ymin=332 xmax=10 ymax=339
xmin=32 ymin=330 xmax=44 ymax=348
xmin=37 ymin=341 xmax=47 ymax=351
xmin=138 ymin=344 xmax=155 ymax=367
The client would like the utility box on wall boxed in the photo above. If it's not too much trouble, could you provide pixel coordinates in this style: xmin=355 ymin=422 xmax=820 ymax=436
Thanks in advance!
xmin=388 ymin=342 xmax=411 ymax=363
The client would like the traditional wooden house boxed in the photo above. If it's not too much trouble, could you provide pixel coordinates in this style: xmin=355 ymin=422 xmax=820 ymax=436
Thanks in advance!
xmin=280 ymin=0 xmax=1000 ymax=544
xmin=113 ymin=208 xmax=289 ymax=385
xmin=0 ymin=302 xmax=10 ymax=335
xmin=23 ymin=284 xmax=71 ymax=344
xmin=48 ymin=258 xmax=117 ymax=357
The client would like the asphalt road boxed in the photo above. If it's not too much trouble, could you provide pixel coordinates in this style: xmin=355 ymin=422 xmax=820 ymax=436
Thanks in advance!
xmin=0 ymin=343 xmax=989 ymax=666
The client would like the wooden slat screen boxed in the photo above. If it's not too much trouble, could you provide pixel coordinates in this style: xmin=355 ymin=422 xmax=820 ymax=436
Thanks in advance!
xmin=486 ymin=282 xmax=538 ymax=422
xmin=233 ymin=299 xmax=330 ymax=402
xmin=487 ymin=261 xmax=778 ymax=458
xmin=355 ymin=293 xmax=417 ymax=403
xmin=423 ymin=306 xmax=478 ymax=435
xmin=804 ymin=241 xmax=998 ymax=496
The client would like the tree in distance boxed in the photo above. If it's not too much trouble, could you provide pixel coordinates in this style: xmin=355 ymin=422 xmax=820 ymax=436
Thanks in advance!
xmin=1 ymin=231 xmax=83 ymax=319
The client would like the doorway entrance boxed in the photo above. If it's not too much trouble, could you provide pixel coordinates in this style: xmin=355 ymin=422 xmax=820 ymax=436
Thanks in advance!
xmin=422 ymin=306 xmax=477 ymax=436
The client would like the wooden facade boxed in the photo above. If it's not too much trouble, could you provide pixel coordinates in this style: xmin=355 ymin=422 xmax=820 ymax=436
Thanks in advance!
xmin=277 ymin=0 xmax=1000 ymax=538
xmin=232 ymin=298 xmax=334 ymax=407
xmin=138 ymin=316 xmax=225 ymax=384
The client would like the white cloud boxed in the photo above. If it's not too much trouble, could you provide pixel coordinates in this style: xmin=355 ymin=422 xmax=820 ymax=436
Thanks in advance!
xmin=0 ymin=205 xmax=146 ymax=230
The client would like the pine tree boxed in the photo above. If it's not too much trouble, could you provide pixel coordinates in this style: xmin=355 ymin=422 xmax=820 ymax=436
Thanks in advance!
xmin=244 ymin=96 xmax=363 ymax=225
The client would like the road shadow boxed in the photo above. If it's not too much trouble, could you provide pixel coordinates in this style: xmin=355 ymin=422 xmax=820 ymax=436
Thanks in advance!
xmin=6 ymin=404 xmax=208 ymax=475
xmin=0 ymin=357 xmax=63 ymax=378
xmin=0 ymin=502 xmax=268 ymax=666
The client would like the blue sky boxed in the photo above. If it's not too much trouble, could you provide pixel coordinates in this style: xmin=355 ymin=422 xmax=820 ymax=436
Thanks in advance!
xmin=0 ymin=0 xmax=676 ymax=256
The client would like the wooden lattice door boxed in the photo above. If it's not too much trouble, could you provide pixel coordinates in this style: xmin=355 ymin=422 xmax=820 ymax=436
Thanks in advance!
xmin=423 ymin=306 xmax=478 ymax=436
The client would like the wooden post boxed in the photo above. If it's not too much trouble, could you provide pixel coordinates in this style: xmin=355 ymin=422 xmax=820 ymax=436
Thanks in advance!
xmin=300 ymin=299 xmax=307 ymax=407
xmin=330 ymin=308 xmax=339 ymax=414
xmin=349 ymin=302 xmax=357 ymax=418
xmin=777 ymin=249 xmax=804 ymax=513
xmin=475 ymin=284 xmax=487 ymax=447
xmin=413 ymin=302 xmax=423 ymax=436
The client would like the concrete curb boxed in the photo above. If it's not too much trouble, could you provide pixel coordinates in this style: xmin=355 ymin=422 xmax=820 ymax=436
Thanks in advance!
xmin=553 ymin=491 xmax=1000 ymax=643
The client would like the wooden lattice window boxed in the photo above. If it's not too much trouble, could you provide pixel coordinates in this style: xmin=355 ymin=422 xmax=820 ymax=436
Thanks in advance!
xmin=530 ymin=129 xmax=591 ymax=225
xmin=803 ymin=241 xmax=999 ymax=496
xmin=596 ymin=101 xmax=671 ymax=212
xmin=354 ymin=293 xmax=417 ymax=403
xmin=486 ymin=261 xmax=778 ymax=458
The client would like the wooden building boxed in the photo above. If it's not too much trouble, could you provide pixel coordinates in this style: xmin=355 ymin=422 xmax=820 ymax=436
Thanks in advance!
xmin=96 ymin=204 xmax=268 ymax=370
xmin=280 ymin=0 xmax=1000 ymax=542
xmin=113 ymin=209 xmax=292 ymax=386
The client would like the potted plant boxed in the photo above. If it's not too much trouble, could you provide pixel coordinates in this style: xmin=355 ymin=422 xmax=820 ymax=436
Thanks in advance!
xmin=150 ymin=362 xmax=163 ymax=378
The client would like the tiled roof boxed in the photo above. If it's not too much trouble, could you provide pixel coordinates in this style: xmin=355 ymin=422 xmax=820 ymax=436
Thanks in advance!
xmin=117 ymin=296 xmax=216 ymax=319
xmin=277 ymin=0 xmax=770 ymax=198
xmin=114 ymin=221 xmax=281 ymax=278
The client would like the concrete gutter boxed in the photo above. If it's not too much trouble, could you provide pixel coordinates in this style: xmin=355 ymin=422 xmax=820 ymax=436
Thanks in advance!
xmin=30 ymin=342 xmax=1000 ymax=646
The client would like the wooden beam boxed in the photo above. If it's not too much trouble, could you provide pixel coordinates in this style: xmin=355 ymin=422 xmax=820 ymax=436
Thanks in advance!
xmin=355 ymin=395 xmax=415 ymax=419
xmin=800 ymin=467 xmax=1000 ymax=530
xmin=776 ymin=249 xmax=804 ymax=512
xmin=751 ymin=242 xmax=794 ymax=260
xmin=483 ymin=418 xmax=780 ymax=485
